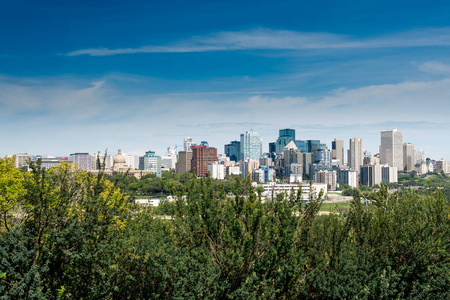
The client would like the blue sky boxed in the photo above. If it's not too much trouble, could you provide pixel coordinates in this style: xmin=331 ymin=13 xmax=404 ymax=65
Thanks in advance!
xmin=1 ymin=0 xmax=450 ymax=159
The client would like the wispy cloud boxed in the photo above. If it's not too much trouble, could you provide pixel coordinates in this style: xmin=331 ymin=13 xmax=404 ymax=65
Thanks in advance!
xmin=1 ymin=74 xmax=450 ymax=159
xmin=66 ymin=27 xmax=450 ymax=56
xmin=418 ymin=61 xmax=450 ymax=74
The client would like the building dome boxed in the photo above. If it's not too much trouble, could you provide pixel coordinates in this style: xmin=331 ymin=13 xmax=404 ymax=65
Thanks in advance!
xmin=114 ymin=148 xmax=126 ymax=164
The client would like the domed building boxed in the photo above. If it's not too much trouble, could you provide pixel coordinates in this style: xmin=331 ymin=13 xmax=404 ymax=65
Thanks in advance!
xmin=90 ymin=148 xmax=154 ymax=179
xmin=112 ymin=148 xmax=127 ymax=172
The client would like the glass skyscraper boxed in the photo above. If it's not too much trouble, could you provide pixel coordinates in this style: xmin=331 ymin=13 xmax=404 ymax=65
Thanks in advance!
xmin=240 ymin=130 xmax=262 ymax=161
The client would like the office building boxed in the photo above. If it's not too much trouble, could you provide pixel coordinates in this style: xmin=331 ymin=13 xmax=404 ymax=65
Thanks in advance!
xmin=332 ymin=139 xmax=344 ymax=165
xmin=176 ymin=151 xmax=193 ymax=174
xmin=191 ymin=145 xmax=218 ymax=177
xmin=276 ymin=128 xmax=295 ymax=154
xmin=241 ymin=159 xmax=260 ymax=179
xmin=315 ymin=169 xmax=337 ymax=191
xmin=403 ymin=143 xmax=415 ymax=172
xmin=15 ymin=153 xmax=32 ymax=169
xmin=360 ymin=164 xmax=382 ymax=187
xmin=139 ymin=151 xmax=162 ymax=177
xmin=252 ymin=166 xmax=276 ymax=183
xmin=207 ymin=162 xmax=225 ymax=180
xmin=69 ymin=153 xmax=92 ymax=171
xmin=224 ymin=140 xmax=241 ymax=162
xmin=382 ymin=165 xmax=398 ymax=183
xmin=435 ymin=159 xmax=450 ymax=173
xmin=240 ymin=130 xmax=262 ymax=161
xmin=348 ymin=138 xmax=363 ymax=173
xmin=380 ymin=129 xmax=403 ymax=171
xmin=184 ymin=137 xmax=194 ymax=151
xmin=337 ymin=169 xmax=358 ymax=188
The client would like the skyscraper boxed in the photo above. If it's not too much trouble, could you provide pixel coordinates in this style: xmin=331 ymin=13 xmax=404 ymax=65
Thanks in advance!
xmin=183 ymin=137 xmax=193 ymax=151
xmin=275 ymin=128 xmax=295 ymax=154
xmin=224 ymin=140 xmax=241 ymax=162
xmin=332 ymin=139 xmax=344 ymax=165
xmin=176 ymin=150 xmax=193 ymax=174
xmin=191 ymin=145 xmax=218 ymax=177
xmin=380 ymin=129 xmax=403 ymax=171
xmin=240 ymin=130 xmax=262 ymax=161
xmin=403 ymin=143 xmax=415 ymax=172
xmin=348 ymin=138 xmax=363 ymax=173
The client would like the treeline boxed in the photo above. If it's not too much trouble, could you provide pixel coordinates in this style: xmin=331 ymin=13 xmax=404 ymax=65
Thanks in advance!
xmin=104 ymin=170 xmax=238 ymax=199
xmin=0 ymin=157 xmax=449 ymax=299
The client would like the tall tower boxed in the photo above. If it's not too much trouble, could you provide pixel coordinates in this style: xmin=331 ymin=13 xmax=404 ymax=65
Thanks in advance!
xmin=380 ymin=129 xmax=403 ymax=171
xmin=183 ymin=137 xmax=193 ymax=151
xmin=275 ymin=128 xmax=295 ymax=154
xmin=191 ymin=145 xmax=218 ymax=177
xmin=403 ymin=143 xmax=415 ymax=172
xmin=348 ymin=138 xmax=363 ymax=173
xmin=240 ymin=130 xmax=262 ymax=161
xmin=332 ymin=139 xmax=344 ymax=165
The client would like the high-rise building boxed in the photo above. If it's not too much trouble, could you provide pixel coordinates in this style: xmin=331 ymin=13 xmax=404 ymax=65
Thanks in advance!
xmin=184 ymin=137 xmax=194 ymax=151
xmin=191 ymin=145 xmax=218 ymax=177
xmin=380 ymin=129 xmax=403 ymax=171
xmin=415 ymin=149 xmax=427 ymax=164
xmin=348 ymin=138 xmax=363 ymax=173
xmin=294 ymin=140 xmax=307 ymax=152
xmin=403 ymin=143 xmax=415 ymax=172
xmin=316 ymin=149 xmax=332 ymax=167
xmin=315 ymin=170 xmax=337 ymax=190
xmin=382 ymin=166 xmax=398 ymax=183
xmin=252 ymin=166 xmax=276 ymax=183
xmin=435 ymin=159 xmax=450 ymax=173
xmin=332 ymin=139 xmax=344 ymax=165
xmin=207 ymin=162 xmax=225 ymax=180
xmin=241 ymin=159 xmax=260 ymax=179
xmin=240 ymin=130 xmax=262 ymax=161
xmin=161 ymin=146 xmax=177 ymax=170
xmin=224 ymin=140 xmax=241 ymax=162
xmin=302 ymin=152 xmax=313 ymax=178
xmin=176 ymin=151 xmax=193 ymax=174
xmin=276 ymin=128 xmax=295 ymax=154
xmin=70 ymin=153 xmax=92 ymax=171
xmin=360 ymin=164 xmax=382 ymax=187
xmin=15 ymin=153 xmax=32 ymax=169
xmin=337 ymin=169 xmax=358 ymax=188
xmin=139 ymin=151 xmax=162 ymax=177
xmin=283 ymin=141 xmax=302 ymax=169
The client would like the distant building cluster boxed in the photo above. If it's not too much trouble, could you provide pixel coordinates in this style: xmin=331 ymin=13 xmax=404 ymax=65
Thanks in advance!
xmin=5 ymin=128 xmax=444 ymax=193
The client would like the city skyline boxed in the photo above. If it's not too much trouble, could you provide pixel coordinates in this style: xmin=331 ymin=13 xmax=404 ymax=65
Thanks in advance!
xmin=1 ymin=1 xmax=450 ymax=159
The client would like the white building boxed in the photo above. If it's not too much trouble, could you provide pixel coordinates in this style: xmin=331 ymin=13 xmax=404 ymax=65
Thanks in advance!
xmin=208 ymin=162 xmax=225 ymax=180
xmin=15 ymin=153 xmax=32 ymax=168
xmin=259 ymin=182 xmax=328 ymax=202
xmin=252 ymin=167 xmax=276 ymax=183
xmin=381 ymin=165 xmax=398 ymax=184
xmin=380 ymin=129 xmax=403 ymax=171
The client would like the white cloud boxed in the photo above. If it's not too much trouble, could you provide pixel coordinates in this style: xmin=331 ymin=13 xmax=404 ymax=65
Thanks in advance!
xmin=1 ymin=75 xmax=450 ymax=160
xmin=66 ymin=27 xmax=450 ymax=56
xmin=418 ymin=61 xmax=450 ymax=74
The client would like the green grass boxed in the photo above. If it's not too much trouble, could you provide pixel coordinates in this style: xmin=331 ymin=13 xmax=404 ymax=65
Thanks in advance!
xmin=319 ymin=202 xmax=350 ymax=212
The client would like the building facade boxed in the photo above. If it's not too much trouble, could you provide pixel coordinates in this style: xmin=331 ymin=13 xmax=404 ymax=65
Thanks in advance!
xmin=139 ymin=151 xmax=162 ymax=177
xmin=191 ymin=145 xmax=218 ymax=177
xmin=380 ymin=129 xmax=403 ymax=171
xmin=240 ymin=130 xmax=262 ymax=161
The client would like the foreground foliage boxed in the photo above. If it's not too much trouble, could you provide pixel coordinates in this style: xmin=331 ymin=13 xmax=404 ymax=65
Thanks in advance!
xmin=0 ymin=160 xmax=449 ymax=299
